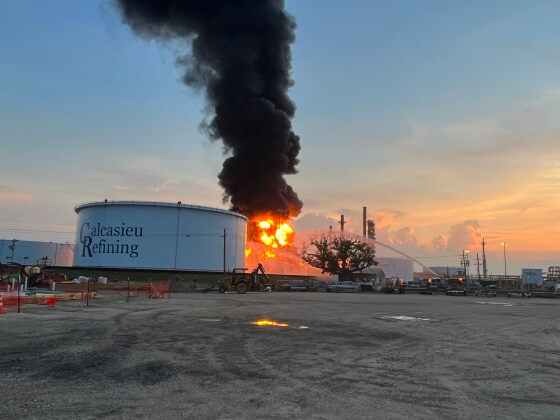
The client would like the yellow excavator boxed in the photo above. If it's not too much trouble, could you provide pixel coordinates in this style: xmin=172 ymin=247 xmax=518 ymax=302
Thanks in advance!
xmin=219 ymin=263 xmax=272 ymax=294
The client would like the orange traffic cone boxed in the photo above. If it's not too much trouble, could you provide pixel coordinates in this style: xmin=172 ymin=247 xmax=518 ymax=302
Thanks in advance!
xmin=0 ymin=296 xmax=6 ymax=315
xmin=47 ymin=295 xmax=56 ymax=309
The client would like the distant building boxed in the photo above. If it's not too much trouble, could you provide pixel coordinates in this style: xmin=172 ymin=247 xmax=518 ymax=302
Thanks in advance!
xmin=377 ymin=257 xmax=413 ymax=282
xmin=547 ymin=266 xmax=560 ymax=282
xmin=0 ymin=239 xmax=73 ymax=266
xmin=429 ymin=266 xmax=464 ymax=278
xmin=521 ymin=268 xmax=544 ymax=286
xmin=487 ymin=274 xmax=522 ymax=289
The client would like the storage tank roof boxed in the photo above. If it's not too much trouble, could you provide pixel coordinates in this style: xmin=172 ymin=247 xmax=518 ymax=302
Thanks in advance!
xmin=74 ymin=200 xmax=247 ymax=220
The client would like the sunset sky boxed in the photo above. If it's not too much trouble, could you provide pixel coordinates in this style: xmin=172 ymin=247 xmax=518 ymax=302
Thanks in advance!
xmin=1 ymin=1 xmax=560 ymax=273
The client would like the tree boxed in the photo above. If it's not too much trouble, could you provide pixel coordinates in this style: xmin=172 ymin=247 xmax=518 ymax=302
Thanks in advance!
xmin=302 ymin=236 xmax=377 ymax=280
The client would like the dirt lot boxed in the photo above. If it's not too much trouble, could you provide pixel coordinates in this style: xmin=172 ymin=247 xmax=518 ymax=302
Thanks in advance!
xmin=1 ymin=293 xmax=559 ymax=419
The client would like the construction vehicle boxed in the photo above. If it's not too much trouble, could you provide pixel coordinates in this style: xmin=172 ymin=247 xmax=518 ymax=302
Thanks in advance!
xmin=1 ymin=262 xmax=44 ymax=289
xmin=218 ymin=263 xmax=272 ymax=294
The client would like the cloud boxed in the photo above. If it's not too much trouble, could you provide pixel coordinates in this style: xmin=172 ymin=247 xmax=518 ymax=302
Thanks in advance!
xmin=373 ymin=209 xmax=404 ymax=229
xmin=388 ymin=227 xmax=418 ymax=247
xmin=396 ymin=89 xmax=560 ymax=168
xmin=83 ymin=155 xmax=223 ymax=205
xmin=294 ymin=213 xmax=337 ymax=232
xmin=431 ymin=234 xmax=447 ymax=250
xmin=0 ymin=185 xmax=32 ymax=203
xmin=445 ymin=220 xmax=482 ymax=252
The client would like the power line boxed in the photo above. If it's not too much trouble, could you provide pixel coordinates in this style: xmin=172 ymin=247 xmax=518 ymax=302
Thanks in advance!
xmin=409 ymin=255 xmax=461 ymax=259
xmin=0 ymin=228 xmax=75 ymax=234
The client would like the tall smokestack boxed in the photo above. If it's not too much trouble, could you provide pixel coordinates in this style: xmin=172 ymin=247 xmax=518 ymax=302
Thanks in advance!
xmin=116 ymin=0 xmax=303 ymax=219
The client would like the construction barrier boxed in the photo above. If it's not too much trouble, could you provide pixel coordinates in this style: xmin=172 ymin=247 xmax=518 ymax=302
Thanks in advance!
xmin=52 ymin=279 xmax=172 ymax=304
xmin=0 ymin=292 xmax=61 ymax=312
xmin=0 ymin=279 xmax=171 ymax=315
xmin=149 ymin=281 xmax=171 ymax=299
xmin=90 ymin=279 xmax=171 ymax=301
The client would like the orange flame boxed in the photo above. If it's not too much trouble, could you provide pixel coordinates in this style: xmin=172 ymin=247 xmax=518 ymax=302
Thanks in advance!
xmin=247 ymin=215 xmax=295 ymax=260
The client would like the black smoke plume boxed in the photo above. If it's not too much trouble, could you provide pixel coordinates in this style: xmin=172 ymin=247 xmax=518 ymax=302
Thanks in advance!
xmin=116 ymin=0 xmax=303 ymax=219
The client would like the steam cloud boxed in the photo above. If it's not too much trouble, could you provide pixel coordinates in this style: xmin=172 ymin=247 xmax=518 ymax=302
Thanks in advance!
xmin=116 ymin=0 xmax=303 ymax=218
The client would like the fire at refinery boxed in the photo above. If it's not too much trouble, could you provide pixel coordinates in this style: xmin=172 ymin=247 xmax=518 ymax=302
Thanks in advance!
xmin=245 ymin=215 xmax=296 ymax=260
xmin=245 ymin=215 xmax=322 ymax=276
xmin=252 ymin=217 xmax=295 ymax=252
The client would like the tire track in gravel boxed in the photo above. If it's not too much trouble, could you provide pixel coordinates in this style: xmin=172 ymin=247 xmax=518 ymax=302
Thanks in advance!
xmin=243 ymin=334 xmax=351 ymax=407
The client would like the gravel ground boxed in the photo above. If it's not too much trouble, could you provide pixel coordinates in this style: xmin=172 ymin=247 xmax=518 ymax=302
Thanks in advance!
xmin=1 ymin=293 xmax=559 ymax=419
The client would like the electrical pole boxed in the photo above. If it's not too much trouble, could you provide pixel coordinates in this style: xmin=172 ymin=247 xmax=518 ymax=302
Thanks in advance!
xmin=223 ymin=229 xmax=227 ymax=274
xmin=461 ymin=250 xmax=470 ymax=287
xmin=502 ymin=242 xmax=507 ymax=281
xmin=339 ymin=214 xmax=345 ymax=234
xmin=482 ymin=237 xmax=488 ymax=279
xmin=362 ymin=207 xmax=367 ymax=238
xmin=476 ymin=252 xmax=481 ymax=281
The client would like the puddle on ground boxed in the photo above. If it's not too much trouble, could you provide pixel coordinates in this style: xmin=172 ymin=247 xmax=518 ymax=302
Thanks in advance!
xmin=250 ymin=319 xmax=310 ymax=330
xmin=475 ymin=301 xmax=514 ymax=307
xmin=380 ymin=315 xmax=432 ymax=321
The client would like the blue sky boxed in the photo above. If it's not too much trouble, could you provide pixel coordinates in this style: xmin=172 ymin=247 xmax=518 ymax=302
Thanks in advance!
xmin=2 ymin=1 xmax=560 ymax=272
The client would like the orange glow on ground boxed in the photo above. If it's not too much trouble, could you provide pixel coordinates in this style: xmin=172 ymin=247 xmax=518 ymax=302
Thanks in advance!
xmin=252 ymin=319 xmax=289 ymax=328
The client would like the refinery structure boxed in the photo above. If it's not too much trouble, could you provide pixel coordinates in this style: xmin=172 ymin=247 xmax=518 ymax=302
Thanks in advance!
xmin=0 ymin=239 xmax=73 ymax=267
xmin=2 ymin=201 xmax=560 ymax=295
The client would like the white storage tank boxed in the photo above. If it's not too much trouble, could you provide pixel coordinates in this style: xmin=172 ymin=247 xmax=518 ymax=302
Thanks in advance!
xmin=73 ymin=201 xmax=247 ymax=271
xmin=0 ymin=239 xmax=74 ymax=266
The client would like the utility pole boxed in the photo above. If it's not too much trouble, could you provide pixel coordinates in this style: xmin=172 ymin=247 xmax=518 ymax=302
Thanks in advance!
xmin=482 ymin=237 xmax=488 ymax=279
xmin=476 ymin=253 xmax=481 ymax=281
xmin=502 ymin=242 xmax=507 ymax=281
xmin=223 ymin=229 xmax=227 ymax=274
xmin=362 ymin=207 xmax=367 ymax=238
xmin=460 ymin=250 xmax=470 ymax=286
xmin=339 ymin=214 xmax=345 ymax=234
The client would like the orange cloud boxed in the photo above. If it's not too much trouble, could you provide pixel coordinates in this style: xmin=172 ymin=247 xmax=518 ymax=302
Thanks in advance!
xmin=0 ymin=186 xmax=32 ymax=203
